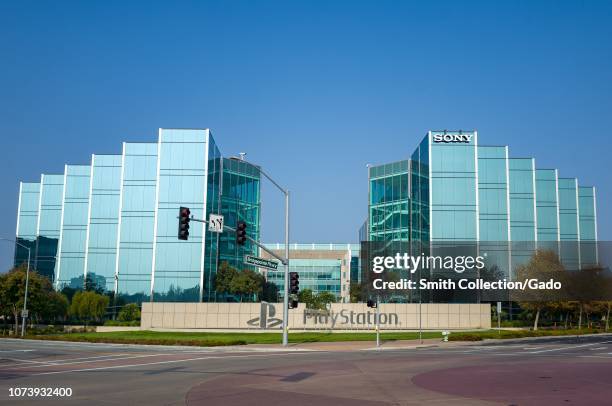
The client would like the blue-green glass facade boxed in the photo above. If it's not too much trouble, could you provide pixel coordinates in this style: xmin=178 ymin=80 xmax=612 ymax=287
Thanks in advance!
xmin=151 ymin=129 xmax=210 ymax=302
xmin=578 ymin=185 xmax=598 ymax=268
xmin=535 ymin=169 xmax=560 ymax=242
xmin=15 ymin=182 xmax=40 ymax=268
xmin=578 ymin=186 xmax=597 ymax=242
xmin=508 ymin=158 xmax=537 ymax=269
xmin=410 ymin=137 xmax=429 ymax=243
xmin=558 ymin=178 xmax=580 ymax=240
xmin=366 ymin=130 xmax=599 ymax=275
xmin=508 ymin=158 xmax=537 ymax=242
xmin=210 ymin=158 xmax=261 ymax=299
xmin=558 ymin=178 xmax=580 ymax=269
xmin=368 ymin=160 xmax=409 ymax=242
xmin=430 ymin=131 xmax=478 ymax=241
xmin=34 ymin=174 xmax=64 ymax=280
xmin=115 ymin=142 xmax=158 ymax=302
xmin=535 ymin=169 xmax=561 ymax=255
xmin=54 ymin=165 xmax=91 ymax=288
xmin=477 ymin=146 xmax=511 ymax=278
xmin=477 ymin=146 xmax=510 ymax=242
xmin=84 ymin=155 xmax=122 ymax=292
xmin=15 ymin=128 xmax=261 ymax=303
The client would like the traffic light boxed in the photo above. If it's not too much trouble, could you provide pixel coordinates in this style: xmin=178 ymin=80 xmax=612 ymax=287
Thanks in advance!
xmin=289 ymin=299 xmax=298 ymax=309
xmin=236 ymin=221 xmax=247 ymax=245
xmin=178 ymin=206 xmax=191 ymax=240
xmin=367 ymin=299 xmax=377 ymax=308
xmin=289 ymin=271 xmax=300 ymax=295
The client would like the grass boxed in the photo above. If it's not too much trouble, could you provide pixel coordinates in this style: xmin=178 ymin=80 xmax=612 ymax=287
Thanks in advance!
xmin=448 ymin=328 xmax=606 ymax=341
xmin=8 ymin=328 xmax=608 ymax=347
xmin=22 ymin=330 xmax=445 ymax=346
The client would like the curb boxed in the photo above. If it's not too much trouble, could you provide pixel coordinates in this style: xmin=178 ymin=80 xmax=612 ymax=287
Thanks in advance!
xmin=474 ymin=332 xmax=612 ymax=346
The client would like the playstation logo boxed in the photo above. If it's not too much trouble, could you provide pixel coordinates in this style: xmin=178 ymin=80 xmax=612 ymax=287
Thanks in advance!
xmin=247 ymin=302 xmax=283 ymax=329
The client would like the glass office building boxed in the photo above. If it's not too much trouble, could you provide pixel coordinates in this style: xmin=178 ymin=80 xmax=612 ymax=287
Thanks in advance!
xmin=262 ymin=243 xmax=360 ymax=303
xmin=14 ymin=182 xmax=40 ymax=273
xmin=14 ymin=128 xmax=260 ymax=302
xmin=366 ymin=130 xmax=598 ymax=275
xmin=35 ymin=174 xmax=65 ymax=280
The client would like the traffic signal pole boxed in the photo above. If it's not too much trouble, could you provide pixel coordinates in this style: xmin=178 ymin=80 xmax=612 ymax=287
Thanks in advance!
xmin=256 ymin=167 xmax=290 ymax=347
xmin=282 ymin=191 xmax=290 ymax=346
xmin=376 ymin=295 xmax=380 ymax=347
xmin=189 ymin=218 xmax=288 ymax=265
xmin=187 ymin=166 xmax=291 ymax=346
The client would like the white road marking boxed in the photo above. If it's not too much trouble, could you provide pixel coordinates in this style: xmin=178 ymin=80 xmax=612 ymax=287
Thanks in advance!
xmin=1 ymin=338 xmax=307 ymax=353
xmin=527 ymin=341 xmax=612 ymax=354
xmin=2 ymin=358 xmax=55 ymax=366
xmin=0 ymin=349 xmax=35 ymax=353
xmin=8 ymin=353 xmax=171 ymax=370
xmin=44 ymin=353 xmax=134 ymax=362
xmin=33 ymin=352 xmax=313 ymax=376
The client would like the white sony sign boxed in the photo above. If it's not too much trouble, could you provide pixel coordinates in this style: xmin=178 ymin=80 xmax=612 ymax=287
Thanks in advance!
xmin=433 ymin=133 xmax=473 ymax=143
xmin=208 ymin=214 xmax=224 ymax=233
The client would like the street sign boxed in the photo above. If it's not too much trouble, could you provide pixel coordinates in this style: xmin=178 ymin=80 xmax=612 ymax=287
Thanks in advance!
xmin=245 ymin=255 xmax=279 ymax=271
xmin=21 ymin=309 xmax=29 ymax=318
xmin=208 ymin=214 xmax=224 ymax=233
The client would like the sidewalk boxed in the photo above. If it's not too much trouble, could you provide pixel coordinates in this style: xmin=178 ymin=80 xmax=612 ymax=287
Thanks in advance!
xmin=245 ymin=332 xmax=612 ymax=351
xmin=248 ymin=338 xmax=468 ymax=351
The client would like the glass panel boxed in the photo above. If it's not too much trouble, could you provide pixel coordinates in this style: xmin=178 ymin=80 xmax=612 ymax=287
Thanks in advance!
xmin=15 ymin=182 xmax=40 ymax=269
xmin=85 ymin=155 xmax=122 ymax=293
xmin=55 ymin=165 xmax=91 ymax=289
xmin=35 ymin=174 xmax=64 ymax=280
xmin=116 ymin=143 xmax=158 ymax=302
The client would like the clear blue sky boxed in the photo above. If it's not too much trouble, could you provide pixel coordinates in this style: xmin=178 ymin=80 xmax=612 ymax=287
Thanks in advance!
xmin=1 ymin=0 xmax=611 ymax=271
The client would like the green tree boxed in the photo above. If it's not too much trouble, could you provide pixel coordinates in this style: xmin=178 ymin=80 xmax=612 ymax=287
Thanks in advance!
xmin=564 ymin=265 xmax=612 ymax=330
xmin=0 ymin=265 xmax=57 ymax=334
xmin=297 ymin=289 xmax=338 ymax=310
xmin=231 ymin=269 xmax=263 ymax=302
xmin=84 ymin=273 xmax=105 ymax=294
xmin=117 ymin=303 xmax=141 ymax=322
xmin=515 ymin=250 xmax=566 ymax=330
xmin=60 ymin=286 xmax=78 ymax=303
xmin=214 ymin=261 xmax=239 ymax=296
xmin=260 ymin=280 xmax=279 ymax=302
xmin=349 ymin=282 xmax=365 ymax=303
xmin=69 ymin=291 xmax=109 ymax=325
xmin=214 ymin=262 xmax=264 ymax=302
xmin=547 ymin=301 xmax=574 ymax=329
xmin=298 ymin=288 xmax=317 ymax=308
xmin=315 ymin=291 xmax=337 ymax=309
xmin=40 ymin=291 xmax=69 ymax=323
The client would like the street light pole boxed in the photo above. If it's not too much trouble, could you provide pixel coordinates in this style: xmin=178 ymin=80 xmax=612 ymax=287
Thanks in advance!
xmin=376 ymin=295 xmax=380 ymax=347
xmin=200 ymin=161 xmax=290 ymax=345
xmin=283 ymin=191 xmax=290 ymax=346
xmin=21 ymin=248 xmax=31 ymax=337
xmin=247 ymin=166 xmax=290 ymax=346
xmin=1 ymin=238 xmax=32 ymax=337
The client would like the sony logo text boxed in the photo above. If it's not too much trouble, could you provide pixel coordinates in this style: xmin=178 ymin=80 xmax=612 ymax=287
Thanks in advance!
xmin=433 ymin=134 xmax=473 ymax=143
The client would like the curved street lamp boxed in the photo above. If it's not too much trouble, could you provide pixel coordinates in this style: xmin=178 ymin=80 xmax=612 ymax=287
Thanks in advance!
xmin=1 ymin=237 xmax=32 ymax=337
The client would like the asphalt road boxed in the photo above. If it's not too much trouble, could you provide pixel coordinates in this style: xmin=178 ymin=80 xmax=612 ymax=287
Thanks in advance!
xmin=1 ymin=335 xmax=612 ymax=405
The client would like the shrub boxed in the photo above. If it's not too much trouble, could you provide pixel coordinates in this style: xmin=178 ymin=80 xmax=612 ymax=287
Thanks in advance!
xmin=117 ymin=303 xmax=141 ymax=322
xmin=104 ymin=320 xmax=140 ymax=327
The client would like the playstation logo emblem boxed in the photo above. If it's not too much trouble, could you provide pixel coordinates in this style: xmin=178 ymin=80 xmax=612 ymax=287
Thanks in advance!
xmin=247 ymin=302 xmax=283 ymax=329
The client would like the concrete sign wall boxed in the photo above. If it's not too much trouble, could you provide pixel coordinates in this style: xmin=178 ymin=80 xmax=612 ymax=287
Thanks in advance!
xmin=141 ymin=302 xmax=491 ymax=330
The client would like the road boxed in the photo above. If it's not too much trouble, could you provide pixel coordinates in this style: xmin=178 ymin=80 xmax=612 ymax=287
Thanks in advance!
xmin=1 ymin=335 xmax=612 ymax=405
